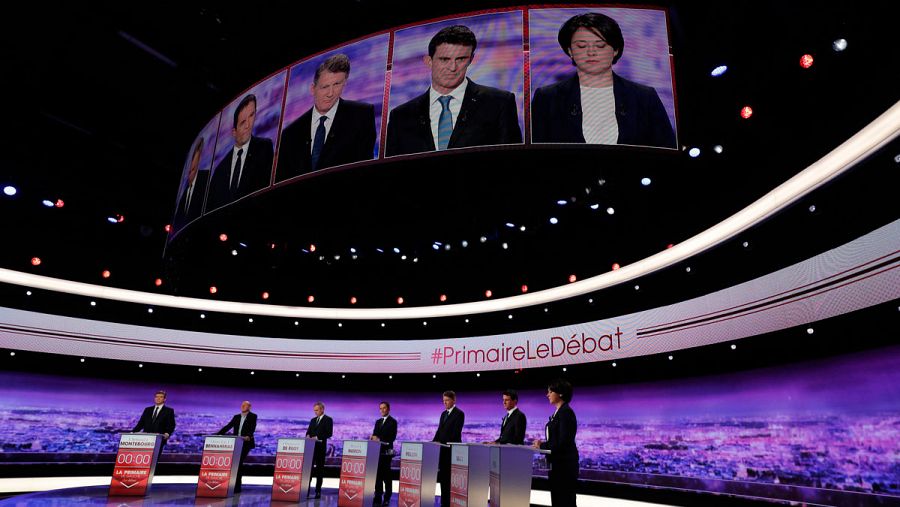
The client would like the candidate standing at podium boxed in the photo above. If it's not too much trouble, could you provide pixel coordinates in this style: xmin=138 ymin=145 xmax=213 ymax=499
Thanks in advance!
xmin=371 ymin=401 xmax=397 ymax=506
xmin=132 ymin=390 xmax=176 ymax=460
xmin=432 ymin=391 xmax=464 ymax=507
xmin=483 ymin=389 xmax=527 ymax=445
xmin=533 ymin=380 xmax=578 ymax=507
xmin=217 ymin=400 xmax=257 ymax=493
xmin=306 ymin=401 xmax=333 ymax=499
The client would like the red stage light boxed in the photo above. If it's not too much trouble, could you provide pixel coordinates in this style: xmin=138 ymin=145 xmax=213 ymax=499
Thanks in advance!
xmin=611 ymin=263 xmax=621 ymax=270
xmin=667 ymin=243 xmax=674 ymax=249
xmin=307 ymin=295 xmax=315 ymax=303
xmin=209 ymin=286 xmax=218 ymax=294
xmin=740 ymin=106 xmax=753 ymax=119
xmin=55 ymin=199 xmax=65 ymax=208
xmin=218 ymin=233 xmax=228 ymax=242
xmin=116 ymin=214 xmax=125 ymax=223
xmin=101 ymin=270 xmax=111 ymax=279
xmin=485 ymin=290 xmax=493 ymax=298
xmin=568 ymin=274 xmax=577 ymax=283
xmin=439 ymin=294 xmax=447 ymax=302
xmin=261 ymin=291 xmax=270 ymax=300
xmin=164 ymin=224 xmax=172 ymax=233
xmin=30 ymin=257 xmax=41 ymax=266
xmin=397 ymin=297 xmax=404 ymax=305
xmin=350 ymin=296 xmax=358 ymax=304
xmin=154 ymin=278 xmax=163 ymax=287
xmin=521 ymin=284 xmax=528 ymax=293
xmin=309 ymin=244 xmax=316 ymax=252
xmin=799 ymin=54 xmax=814 ymax=68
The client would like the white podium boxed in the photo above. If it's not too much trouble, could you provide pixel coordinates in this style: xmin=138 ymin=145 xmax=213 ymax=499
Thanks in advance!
xmin=195 ymin=435 xmax=244 ymax=498
xmin=271 ymin=437 xmax=317 ymax=502
xmin=337 ymin=439 xmax=381 ymax=507
xmin=449 ymin=443 xmax=491 ymax=507
xmin=109 ymin=433 xmax=162 ymax=496
xmin=398 ymin=441 xmax=443 ymax=507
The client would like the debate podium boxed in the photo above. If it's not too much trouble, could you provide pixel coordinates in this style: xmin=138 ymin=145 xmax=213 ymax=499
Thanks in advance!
xmin=271 ymin=437 xmax=317 ymax=502
xmin=449 ymin=443 xmax=490 ymax=507
xmin=398 ymin=441 xmax=443 ymax=507
xmin=337 ymin=439 xmax=381 ymax=507
xmin=488 ymin=445 xmax=548 ymax=507
xmin=109 ymin=433 xmax=163 ymax=496
xmin=195 ymin=435 xmax=244 ymax=498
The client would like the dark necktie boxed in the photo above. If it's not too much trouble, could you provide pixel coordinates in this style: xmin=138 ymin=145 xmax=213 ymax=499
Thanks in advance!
xmin=153 ymin=407 xmax=160 ymax=421
xmin=502 ymin=413 xmax=509 ymax=428
xmin=311 ymin=116 xmax=327 ymax=170
xmin=437 ymin=96 xmax=453 ymax=150
xmin=230 ymin=149 xmax=244 ymax=191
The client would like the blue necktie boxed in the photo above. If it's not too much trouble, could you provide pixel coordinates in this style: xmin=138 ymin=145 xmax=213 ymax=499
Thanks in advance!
xmin=437 ymin=96 xmax=453 ymax=150
xmin=311 ymin=116 xmax=327 ymax=170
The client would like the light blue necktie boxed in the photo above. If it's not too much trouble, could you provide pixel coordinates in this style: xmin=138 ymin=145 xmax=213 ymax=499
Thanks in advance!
xmin=437 ymin=96 xmax=453 ymax=150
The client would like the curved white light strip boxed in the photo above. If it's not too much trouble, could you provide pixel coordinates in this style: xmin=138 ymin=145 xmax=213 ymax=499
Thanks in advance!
xmin=2 ymin=101 xmax=898 ymax=319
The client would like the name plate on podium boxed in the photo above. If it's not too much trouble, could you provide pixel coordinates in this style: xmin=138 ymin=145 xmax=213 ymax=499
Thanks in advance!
xmin=398 ymin=442 xmax=441 ymax=507
xmin=449 ymin=444 xmax=490 ymax=507
xmin=109 ymin=433 xmax=161 ymax=496
xmin=272 ymin=438 xmax=315 ymax=502
xmin=338 ymin=439 xmax=380 ymax=507
xmin=196 ymin=435 xmax=243 ymax=498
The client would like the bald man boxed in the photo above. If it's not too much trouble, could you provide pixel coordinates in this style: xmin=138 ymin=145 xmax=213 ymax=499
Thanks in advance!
xmin=217 ymin=401 xmax=257 ymax=493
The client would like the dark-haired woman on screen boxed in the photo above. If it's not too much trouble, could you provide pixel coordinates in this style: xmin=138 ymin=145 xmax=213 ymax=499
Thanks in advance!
xmin=533 ymin=379 xmax=579 ymax=507
xmin=531 ymin=13 xmax=675 ymax=148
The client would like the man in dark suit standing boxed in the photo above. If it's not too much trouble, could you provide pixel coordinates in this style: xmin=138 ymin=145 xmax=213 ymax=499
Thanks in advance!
xmin=432 ymin=391 xmax=464 ymax=507
xmin=206 ymin=93 xmax=274 ymax=210
xmin=370 ymin=401 xmax=397 ymax=506
xmin=483 ymin=389 xmax=527 ymax=445
xmin=306 ymin=401 xmax=333 ymax=499
xmin=216 ymin=400 xmax=257 ymax=493
xmin=132 ymin=390 xmax=176 ymax=461
xmin=173 ymin=138 xmax=208 ymax=228
xmin=385 ymin=25 xmax=521 ymax=157
xmin=276 ymin=54 xmax=376 ymax=181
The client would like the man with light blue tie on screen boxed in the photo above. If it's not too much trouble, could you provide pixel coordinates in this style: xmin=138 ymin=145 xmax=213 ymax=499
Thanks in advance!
xmin=385 ymin=25 xmax=521 ymax=157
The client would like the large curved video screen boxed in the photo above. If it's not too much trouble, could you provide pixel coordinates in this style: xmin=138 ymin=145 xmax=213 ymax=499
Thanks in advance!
xmin=169 ymin=6 xmax=678 ymax=235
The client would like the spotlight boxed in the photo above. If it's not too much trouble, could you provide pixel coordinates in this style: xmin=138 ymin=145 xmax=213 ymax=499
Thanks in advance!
xmin=219 ymin=233 xmax=228 ymax=242
xmin=519 ymin=225 xmax=526 ymax=232
xmin=668 ymin=355 xmax=673 ymax=360
xmin=713 ymin=145 xmax=724 ymax=154
xmin=307 ymin=295 xmax=315 ymax=303
xmin=350 ymin=296 xmax=357 ymax=304
xmin=198 ymin=368 xmax=203 ymax=372
xmin=294 ymin=321 xmax=299 ymax=326
xmin=731 ymin=344 xmax=737 ymax=350
xmin=381 ymin=323 xmax=385 ymax=328
xmin=710 ymin=65 xmax=728 ymax=77
xmin=485 ymin=290 xmax=493 ymax=298
xmin=334 ymin=255 xmax=341 ymax=260
xmin=310 ymin=244 xmax=316 ymax=252
xmin=505 ymin=223 xmax=515 ymax=228
xmin=147 ymin=308 xmax=154 ymax=314
xmin=508 ymin=314 xmax=513 ymax=320
xmin=686 ymin=267 xmax=692 ymax=272
xmin=433 ymin=374 xmax=437 ymax=379
xmin=423 ymin=321 xmax=428 ymax=326
xmin=479 ymin=236 xmax=487 ymax=243
xmin=444 ymin=244 xmax=451 ymax=251
xmin=393 ymin=247 xmax=400 ymax=254
xmin=806 ymin=327 xmax=814 ymax=335
xmin=440 ymin=294 xmax=447 ymax=302
xmin=549 ymin=217 xmax=558 ymax=224
xmin=262 ymin=291 xmax=270 ymax=300
xmin=30 ymin=257 xmax=41 ymax=266
xmin=465 ymin=318 xmax=470 ymax=323
xmin=606 ymin=207 xmax=615 ymax=215
xmin=476 ymin=373 xmax=481 ymax=377
xmin=501 ymin=242 xmax=508 ymax=250
xmin=25 ymin=291 xmax=31 ymax=296
xmin=250 ymin=371 xmax=255 ymax=375
xmin=611 ymin=263 xmax=620 ymax=270
xmin=544 ymin=308 xmax=548 ymax=313
xmin=432 ymin=244 xmax=440 ymax=250
xmin=139 ymin=363 xmax=143 ymax=368
xmin=809 ymin=205 xmax=816 ymax=213
xmin=352 ymin=255 xmax=358 ymax=260
xmin=389 ymin=375 xmax=393 ymax=379
xmin=248 ymin=318 xmax=253 ymax=323
xmin=342 ymin=375 xmax=346 ymax=379
xmin=562 ymin=367 xmax=567 ymax=372
xmin=397 ymin=297 xmax=404 ymax=305
xmin=80 ymin=358 xmax=85 ymax=363
xmin=740 ymin=106 xmax=753 ymax=119
xmin=589 ymin=203 xmax=600 ymax=210
xmin=667 ymin=243 xmax=674 ymax=249
xmin=799 ymin=54 xmax=814 ymax=69
xmin=90 ymin=301 xmax=96 ymax=307
xmin=588 ymin=298 xmax=593 ymax=304
xmin=42 ymin=199 xmax=55 ymax=207
xmin=54 ymin=199 xmax=65 ymax=208
xmin=688 ymin=148 xmax=701 ymax=158
xmin=556 ymin=200 xmax=567 ymax=206
xmin=742 ymin=241 xmax=749 ymax=248
xmin=106 ymin=216 xmax=118 ymax=224
xmin=350 ymin=248 xmax=356 ymax=253
xmin=521 ymin=284 xmax=528 ymax=293
xmin=832 ymin=38 xmax=848 ymax=52
xmin=116 ymin=214 xmax=125 ymax=223
xmin=164 ymin=224 xmax=172 ymax=233
xmin=2 ymin=185 xmax=16 ymax=196
xmin=568 ymin=274 xmax=577 ymax=283
xmin=231 ymin=250 xmax=238 ymax=256
xmin=338 ymin=323 xmax=343 ymax=328
xmin=201 ymin=314 xmax=206 ymax=319
xmin=461 ymin=240 xmax=468 ymax=248
xmin=209 ymin=286 xmax=218 ymax=294
xmin=154 ymin=278 xmax=163 ymax=287
xmin=401 ymin=255 xmax=407 ymax=260
xmin=413 ymin=257 xmax=418 ymax=263
xmin=634 ymin=285 xmax=640 ymax=290
xmin=612 ymin=362 xmax=617 ymax=367
xmin=641 ymin=177 xmax=652 ymax=186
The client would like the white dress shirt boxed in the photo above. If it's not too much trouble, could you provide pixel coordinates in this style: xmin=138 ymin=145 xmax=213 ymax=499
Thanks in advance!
xmin=580 ymin=84 xmax=618 ymax=145
xmin=229 ymin=141 xmax=250 ymax=188
xmin=310 ymin=99 xmax=340 ymax=153
xmin=429 ymin=78 xmax=468 ymax=149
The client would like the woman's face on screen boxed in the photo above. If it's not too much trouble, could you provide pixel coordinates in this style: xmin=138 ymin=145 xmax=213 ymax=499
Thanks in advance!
xmin=568 ymin=27 xmax=618 ymax=77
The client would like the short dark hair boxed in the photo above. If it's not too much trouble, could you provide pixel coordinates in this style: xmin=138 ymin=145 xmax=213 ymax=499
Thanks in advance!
xmin=314 ymin=54 xmax=351 ymax=85
xmin=502 ymin=389 xmax=518 ymax=401
xmin=428 ymin=25 xmax=477 ymax=58
xmin=380 ymin=401 xmax=391 ymax=409
xmin=558 ymin=13 xmax=624 ymax=65
xmin=547 ymin=379 xmax=574 ymax=403
xmin=232 ymin=94 xmax=257 ymax=129
xmin=155 ymin=390 xmax=167 ymax=398
xmin=442 ymin=390 xmax=456 ymax=401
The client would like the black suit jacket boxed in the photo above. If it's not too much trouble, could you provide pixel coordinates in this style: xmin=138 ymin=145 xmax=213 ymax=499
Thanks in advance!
xmin=531 ymin=73 xmax=675 ymax=149
xmin=432 ymin=407 xmax=465 ymax=444
xmin=540 ymin=403 xmax=578 ymax=466
xmin=306 ymin=414 xmax=334 ymax=448
xmin=495 ymin=408 xmax=527 ymax=445
xmin=173 ymin=171 xmax=208 ymax=228
xmin=206 ymin=136 xmax=274 ymax=210
xmin=276 ymin=98 xmax=376 ymax=180
xmin=385 ymin=79 xmax=522 ymax=157
xmin=217 ymin=412 xmax=257 ymax=449
xmin=132 ymin=405 xmax=176 ymax=438
xmin=372 ymin=416 xmax=398 ymax=454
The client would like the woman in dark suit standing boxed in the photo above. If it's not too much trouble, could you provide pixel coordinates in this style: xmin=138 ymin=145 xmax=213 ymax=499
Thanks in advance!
xmin=533 ymin=379 xmax=579 ymax=507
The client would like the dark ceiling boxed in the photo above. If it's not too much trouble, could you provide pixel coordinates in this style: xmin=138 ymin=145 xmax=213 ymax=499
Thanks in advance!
xmin=0 ymin=1 xmax=897 ymax=335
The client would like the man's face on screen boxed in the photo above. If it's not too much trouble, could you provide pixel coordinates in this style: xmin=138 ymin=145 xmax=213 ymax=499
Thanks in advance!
xmin=187 ymin=150 xmax=201 ymax=184
xmin=442 ymin=396 xmax=455 ymax=410
xmin=313 ymin=404 xmax=324 ymax=417
xmin=241 ymin=401 xmax=251 ymax=413
xmin=154 ymin=393 xmax=166 ymax=405
xmin=568 ymin=27 xmax=618 ymax=77
xmin=311 ymin=71 xmax=347 ymax=114
xmin=232 ymin=101 xmax=257 ymax=146
xmin=425 ymin=43 xmax=474 ymax=94
xmin=379 ymin=403 xmax=390 ymax=417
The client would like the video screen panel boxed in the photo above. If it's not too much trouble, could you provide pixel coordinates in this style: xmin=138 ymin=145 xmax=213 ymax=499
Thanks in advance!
xmin=205 ymin=70 xmax=287 ymax=213
xmin=276 ymin=34 xmax=389 ymax=182
xmin=170 ymin=113 xmax=219 ymax=232
xmin=385 ymin=10 xmax=525 ymax=157
xmin=529 ymin=7 xmax=676 ymax=148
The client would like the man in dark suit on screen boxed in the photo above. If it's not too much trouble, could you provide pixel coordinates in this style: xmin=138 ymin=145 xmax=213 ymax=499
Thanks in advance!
xmin=483 ymin=389 xmax=527 ymax=445
xmin=306 ymin=401 xmax=333 ymax=499
xmin=173 ymin=138 xmax=208 ymax=227
xmin=216 ymin=400 xmax=257 ymax=493
xmin=385 ymin=25 xmax=522 ymax=157
xmin=370 ymin=401 xmax=397 ymax=506
xmin=206 ymin=93 xmax=274 ymax=210
xmin=432 ymin=390 xmax=464 ymax=507
xmin=276 ymin=54 xmax=376 ymax=181
xmin=132 ymin=390 xmax=176 ymax=460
